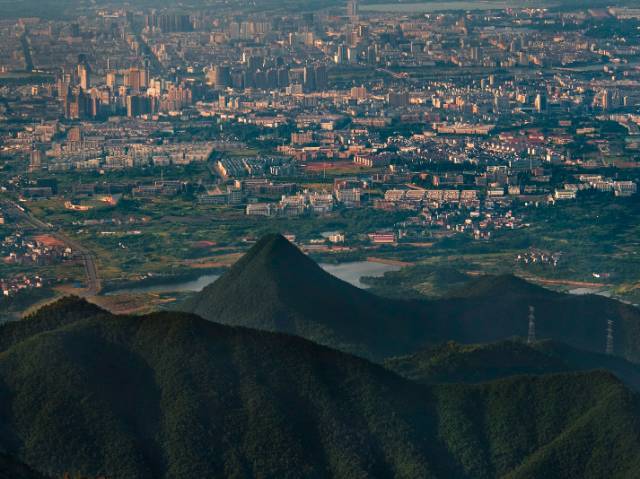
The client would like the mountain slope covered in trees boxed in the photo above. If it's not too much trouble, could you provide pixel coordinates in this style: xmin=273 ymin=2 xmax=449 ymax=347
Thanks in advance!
xmin=385 ymin=339 xmax=640 ymax=390
xmin=0 ymin=298 xmax=639 ymax=478
xmin=0 ymin=454 xmax=49 ymax=479
xmin=184 ymin=233 xmax=434 ymax=359
xmin=185 ymin=234 xmax=640 ymax=363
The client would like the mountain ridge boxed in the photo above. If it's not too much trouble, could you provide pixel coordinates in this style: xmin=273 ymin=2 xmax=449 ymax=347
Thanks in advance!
xmin=185 ymin=233 xmax=433 ymax=359
xmin=1 ymin=298 xmax=640 ymax=478
xmin=185 ymin=234 xmax=640 ymax=364
xmin=385 ymin=338 xmax=640 ymax=390
xmin=443 ymin=273 xmax=561 ymax=299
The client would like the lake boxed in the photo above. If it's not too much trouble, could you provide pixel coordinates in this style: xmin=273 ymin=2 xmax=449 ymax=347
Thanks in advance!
xmin=108 ymin=261 xmax=402 ymax=295
xmin=322 ymin=261 xmax=402 ymax=288
xmin=361 ymin=1 xmax=551 ymax=13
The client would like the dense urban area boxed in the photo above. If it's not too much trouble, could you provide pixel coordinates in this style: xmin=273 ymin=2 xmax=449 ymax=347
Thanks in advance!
xmin=5 ymin=1 xmax=640 ymax=478
xmin=2 ymin=0 xmax=640 ymax=317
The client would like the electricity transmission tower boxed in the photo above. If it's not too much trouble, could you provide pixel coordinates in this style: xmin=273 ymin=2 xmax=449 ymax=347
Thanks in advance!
xmin=527 ymin=305 xmax=536 ymax=344
xmin=606 ymin=320 xmax=614 ymax=355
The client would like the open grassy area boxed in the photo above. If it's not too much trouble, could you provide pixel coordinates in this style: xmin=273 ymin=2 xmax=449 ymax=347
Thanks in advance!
xmin=14 ymin=181 xmax=640 ymax=306
xmin=366 ymin=195 xmax=640 ymax=303
xmin=21 ymin=194 xmax=412 ymax=283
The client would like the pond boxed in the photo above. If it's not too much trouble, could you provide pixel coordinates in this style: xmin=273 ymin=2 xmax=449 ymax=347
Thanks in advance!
xmin=107 ymin=261 xmax=402 ymax=295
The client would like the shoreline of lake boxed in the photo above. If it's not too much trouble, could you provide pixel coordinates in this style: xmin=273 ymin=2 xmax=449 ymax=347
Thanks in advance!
xmin=106 ymin=261 xmax=402 ymax=295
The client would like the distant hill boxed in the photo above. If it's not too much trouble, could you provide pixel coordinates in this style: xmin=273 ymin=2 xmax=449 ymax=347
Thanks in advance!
xmin=184 ymin=234 xmax=640 ymax=363
xmin=184 ymin=234 xmax=434 ymax=359
xmin=429 ymin=274 xmax=640 ymax=363
xmin=1 ymin=298 xmax=640 ymax=478
xmin=386 ymin=339 xmax=640 ymax=390
xmin=0 ymin=296 xmax=107 ymax=353
xmin=445 ymin=274 xmax=553 ymax=299
xmin=367 ymin=265 xmax=470 ymax=299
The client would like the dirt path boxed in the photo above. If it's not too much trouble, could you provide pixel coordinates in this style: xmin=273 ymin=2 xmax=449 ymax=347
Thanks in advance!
xmin=366 ymin=257 xmax=414 ymax=267
xmin=525 ymin=277 xmax=613 ymax=288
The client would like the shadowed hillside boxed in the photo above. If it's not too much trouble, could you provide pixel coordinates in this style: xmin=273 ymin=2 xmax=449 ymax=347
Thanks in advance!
xmin=445 ymin=274 xmax=556 ymax=299
xmin=430 ymin=274 xmax=640 ymax=363
xmin=185 ymin=234 xmax=640 ymax=363
xmin=185 ymin=234 xmax=434 ymax=359
xmin=0 ymin=454 xmax=49 ymax=479
xmin=385 ymin=339 xmax=640 ymax=390
xmin=0 ymin=296 xmax=107 ymax=353
xmin=1 ymin=299 xmax=640 ymax=478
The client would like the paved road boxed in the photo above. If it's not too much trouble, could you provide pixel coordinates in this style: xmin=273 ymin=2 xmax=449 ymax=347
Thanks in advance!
xmin=19 ymin=32 xmax=34 ymax=71
xmin=376 ymin=67 xmax=406 ymax=80
xmin=1 ymin=198 xmax=101 ymax=295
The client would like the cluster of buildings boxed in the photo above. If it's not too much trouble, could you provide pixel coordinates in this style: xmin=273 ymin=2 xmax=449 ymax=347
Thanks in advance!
xmin=1 ymin=233 xmax=72 ymax=266
xmin=215 ymin=156 xmax=295 ymax=179
xmin=0 ymin=0 xmax=639 ymax=284
xmin=1 ymin=275 xmax=46 ymax=299
xmin=246 ymin=190 xmax=335 ymax=217
xmin=553 ymin=174 xmax=638 ymax=201
xmin=516 ymin=249 xmax=562 ymax=268
xmin=3 ymin=3 xmax=640 ymax=176
xmin=7 ymin=119 xmax=218 ymax=172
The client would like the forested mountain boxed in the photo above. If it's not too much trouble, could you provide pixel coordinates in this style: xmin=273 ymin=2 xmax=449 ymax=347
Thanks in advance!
xmin=186 ymin=234 xmax=640 ymax=363
xmin=0 ymin=454 xmax=49 ymax=479
xmin=429 ymin=274 xmax=640 ymax=363
xmin=386 ymin=339 xmax=640 ymax=390
xmin=0 ymin=299 xmax=639 ymax=478
xmin=185 ymin=233 xmax=434 ymax=359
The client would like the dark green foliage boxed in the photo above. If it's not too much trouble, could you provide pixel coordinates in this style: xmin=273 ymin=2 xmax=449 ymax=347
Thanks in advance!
xmin=0 ymin=296 xmax=106 ymax=353
xmin=0 ymin=453 xmax=49 ymax=479
xmin=434 ymin=372 xmax=640 ymax=479
xmin=0 ymin=287 xmax=57 ymax=322
xmin=386 ymin=340 xmax=566 ymax=384
xmin=185 ymin=235 xmax=640 ymax=364
xmin=431 ymin=275 xmax=640 ymax=364
xmin=185 ymin=234 xmax=435 ymax=359
xmin=444 ymin=275 xmax=553 ymax=299
xmin=386 ymin=339 xmax=640 ymax=391
xmin=2 ymin=299 xmax=640 ymax=478
xmin=367 ymin=264 xmax=471 ymax=299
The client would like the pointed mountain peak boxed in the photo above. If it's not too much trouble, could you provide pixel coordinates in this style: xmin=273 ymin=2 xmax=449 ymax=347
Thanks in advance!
xmin=243 ymin=233 xmax=303 ymax=261
xmin=222 ymin=233 xmax=321 ymax=283
xmin=193 ymin=233 xmax=340 ymax=302
xmin=252 ymin=233 xmax=293 ymax=251
xmin=184 ymin=234 xmax=420 ymax=358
